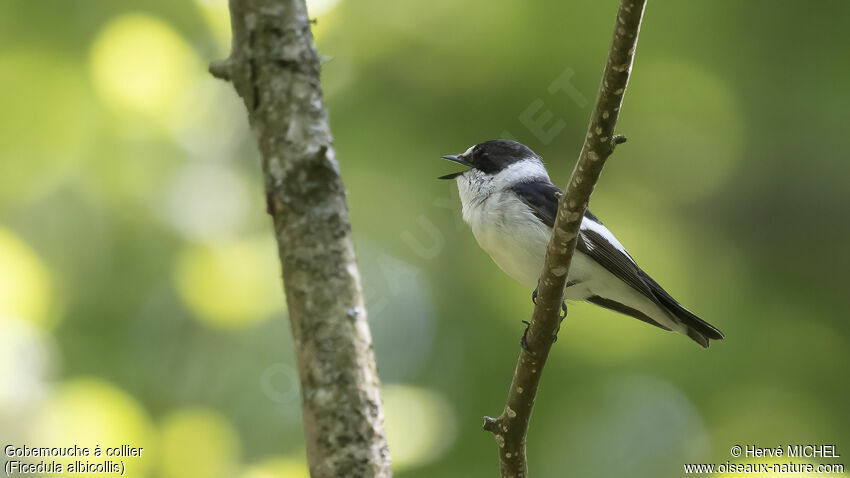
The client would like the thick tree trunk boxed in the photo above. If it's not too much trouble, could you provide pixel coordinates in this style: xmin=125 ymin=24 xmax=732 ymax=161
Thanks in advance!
xmin=210 ymin=1 xmax=392 ymax=477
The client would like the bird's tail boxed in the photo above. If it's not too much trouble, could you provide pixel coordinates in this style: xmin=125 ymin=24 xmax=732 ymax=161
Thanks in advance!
xmin=645 ymin=277 xmax=725 ymax=348
xmin=678 ymin=306 xmax=724 ymax=348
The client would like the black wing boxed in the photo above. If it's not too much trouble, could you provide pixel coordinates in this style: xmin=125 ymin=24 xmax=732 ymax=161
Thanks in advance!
xmin=511 ymin=181 xmax=725 ymax=344
xmin=575 ymin=220 xmax=657 ymax=300
xmin=578 ymin=212 xmax=723 ymax=341
xmin=510 ymin=180 xmax=560 ymax=228
xmin=510 ymin=180 xmax=653 ymax=298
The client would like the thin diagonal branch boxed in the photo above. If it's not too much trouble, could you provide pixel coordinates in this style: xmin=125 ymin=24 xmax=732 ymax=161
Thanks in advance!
xmin=211 ymin=1 xmax=391 ymax=477
xmin=482 ymin=1 xmax=648 ymax=476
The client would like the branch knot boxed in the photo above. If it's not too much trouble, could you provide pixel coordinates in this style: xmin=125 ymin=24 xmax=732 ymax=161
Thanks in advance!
xmin=209 ymin=59 xmax=233 ymax=81
xmin=482 ymin=416 xmax=501 ymax=433
xmin=611 ymin=134 xmax=628 ymax=149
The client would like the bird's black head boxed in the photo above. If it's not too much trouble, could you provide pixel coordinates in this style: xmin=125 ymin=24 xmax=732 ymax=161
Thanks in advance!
xmin=439 ymin=140 xmax=539 ymax=179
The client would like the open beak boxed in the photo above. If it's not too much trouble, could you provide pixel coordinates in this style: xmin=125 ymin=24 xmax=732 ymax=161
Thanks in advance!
xmin=438 ymin=154 xmax=472 ymax=180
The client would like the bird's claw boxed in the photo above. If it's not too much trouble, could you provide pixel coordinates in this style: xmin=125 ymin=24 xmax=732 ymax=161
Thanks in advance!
xmin=520 ymin=320 xmax=532 ymax=352
xmin=531 ymin=287 xmax=538 ymax=305
xmin=551 ymin=302 xmax=567 ymax=343
xmin=522 ymin=302 xmax=566 ymax=348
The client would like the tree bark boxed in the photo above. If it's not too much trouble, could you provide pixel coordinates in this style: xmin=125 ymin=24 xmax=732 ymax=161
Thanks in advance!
xmin=482 ymin=1 xmax=648 ymax=477
xmin=210 ymin=1 xmax=391 ymax=477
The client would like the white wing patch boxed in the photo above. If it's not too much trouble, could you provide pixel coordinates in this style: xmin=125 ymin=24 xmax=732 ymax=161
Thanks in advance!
xmin=580 ymin=218 xmax=633 ymax=263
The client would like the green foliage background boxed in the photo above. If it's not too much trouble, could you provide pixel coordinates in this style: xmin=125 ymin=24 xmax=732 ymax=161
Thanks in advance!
xmin=1 ymin=0 xmax=848 ymax=477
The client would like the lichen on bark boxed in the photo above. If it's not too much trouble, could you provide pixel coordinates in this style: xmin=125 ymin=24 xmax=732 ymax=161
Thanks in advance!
xmin=211 ymin=1 xmax=392 ymax=477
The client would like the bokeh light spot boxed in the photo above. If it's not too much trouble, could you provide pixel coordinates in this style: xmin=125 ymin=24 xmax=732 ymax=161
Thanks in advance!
xmin=34 ymin=379 xmax=154 ymax=477
xmin=356 ymin=240 xmax=436 ymax=381
xmin=0 ymin=316 xmax=53 ymax=416
xmin=544 ymin=375 xmax=708 ymax=477
xmin=163 ymin=162 xmax=252 ymax=242
xmin=159 ymin=408 xmax=241 ymax=478
xmin=194 ymin=0 xmax=232 ymax=54
xmin=174 ymin=238 xmax=285 ymax=329
xmin=307 ymin=0 xmax=342 ymax=16
xmin=89 ymin=13 xmax=198 ymax=118
xmin=562 ymin=301 xmax=663 ymax=364
xmin=240 ymin=457 xmax=310 ymax=478
xmin=0 ymin=228 xmax=54 ymax=328
xmin=711 ymin=386 xmax=835 ymax=450
xmin=382 ymin=385 xmax=456 ymax=471
xmin=0 ymin=53 xmax=93 ymax=202
xmin=618 ymin=59 xmax=744 ymax=200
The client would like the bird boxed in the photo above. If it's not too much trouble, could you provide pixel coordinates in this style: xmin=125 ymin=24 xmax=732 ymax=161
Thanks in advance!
xmin=439 ymin=139 xmax=724 ymax=348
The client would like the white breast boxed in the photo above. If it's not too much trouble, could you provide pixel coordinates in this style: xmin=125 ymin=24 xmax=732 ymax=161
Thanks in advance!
xmin=464 ymin=190 xmax=551 ymax=289
xmin=457 ymin=161 xmax=561 ymax=290
xmin=455 ymin=163 xmax=620 ymax=301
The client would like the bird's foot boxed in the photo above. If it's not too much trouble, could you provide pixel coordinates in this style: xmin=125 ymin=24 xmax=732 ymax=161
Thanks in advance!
xmin=551 ymin=302 xmax=567 ymax=343
xmin=520 ymin=320 xmax=532 ymax=353
xmin=531 ymin=287 xmax=538 ymax=305
xmin=523 ymin=301 xmax=566 ymax=346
